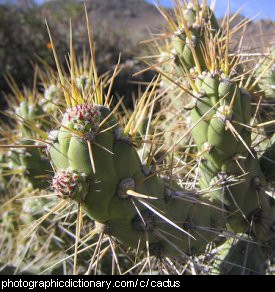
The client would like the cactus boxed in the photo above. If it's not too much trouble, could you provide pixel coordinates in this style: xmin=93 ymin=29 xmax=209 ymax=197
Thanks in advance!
xmin=43 ymin=84 xmax=64 ymax=113
xmin=254 ymin=46 xmax=275 ymax=137
xmin=8 ymin=147 xmax=50 ymax=189
xmin=45 ymin=2 xmax=275 ymax=273
xmin=150 ymin=2 xmax=221 ymax=154
xmin=213 ymin=236 xmax=267 ymax=275
xmin=49 ymin=101 xmax=226 ymax=257
xmin=7 ymin=101 xmax=51 ymax=189
xmin=1 ymin=0 xmax=275 ymax=275
xmin=256 ymin=46 xmax=275 ymax=101
xmin=260 ymin=134 xmax=275 ymax=182
xmin=170 ymin=2 xmax=219 ymax=72
xmin=190 ymin=70 xmax=275 ymax=256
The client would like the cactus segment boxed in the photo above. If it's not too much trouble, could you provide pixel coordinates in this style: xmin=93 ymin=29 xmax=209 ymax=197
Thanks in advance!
xmin=15 ymin=101 xmax=48 ymax=137
xmin=190 ymin=71 xmax=275 ymax=251
xmin=49 ymin=103 xmax=226 ymax=256
xmin=7 ymin=101 xmax=51 ymax=188
xmin=8 ymin=100 xmax=53 ymax=188
xmin=43 ymin=84 xmax=63 ymax=112
xmin=172 ymin=5 xmax=219 ymax=72
xmin=191 ymin=74 xmax=251 ymax=168
xmin=215 ymin=237 xmax=267 ymax=275
xmin=256 ymin=46 xmax=275 ymax=100
xmin=260 ymin=135 xmax=275 ymax=182
xmin=254 ymin=46 xmax=275 ymax=137
xmin=8 ymin=145 xmax=51 ymax=189
xmin=76 ymin=75 xmax=92 ymax=94
xmin=4 ymin=1 xmax=274 ymax=274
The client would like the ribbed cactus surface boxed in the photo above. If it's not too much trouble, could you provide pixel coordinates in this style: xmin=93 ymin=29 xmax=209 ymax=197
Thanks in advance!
xmin=49 ymin=103 xmax=226 ymax=256
xmin=1 ymin=0 xmax=274 ymax=275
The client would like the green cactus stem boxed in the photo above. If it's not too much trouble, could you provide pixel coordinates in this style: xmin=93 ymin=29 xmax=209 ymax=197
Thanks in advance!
xmin=171 ymin=4 xmax=219 ymax=72
xmin=256 ymin=46 xmax=275 ymax=101
xmin=43 ymin=84 xmax=64 ymax=113
xmin=15 ymin=101 xmax=49 ymax=138
xmin=215 ymin=237 xmax=267 ymax=275
xmin=8 ymin=144 xmax=51 ymax=189
xmin=5 ymin=94 xmax=54 ymax=189
xmin=190 ymin=71 xmax=275 ymax=266
xmin=253 ymin=46 xmax=275 ymax=137
xmin=260 ymin=134 xmax=275 ymax=183
xmin=49 ymin=103 xmax=226 ymax=257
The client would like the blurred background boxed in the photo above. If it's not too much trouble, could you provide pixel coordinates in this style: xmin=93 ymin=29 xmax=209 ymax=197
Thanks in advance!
xmin=0 ymin=0 xmax=274 ymax=112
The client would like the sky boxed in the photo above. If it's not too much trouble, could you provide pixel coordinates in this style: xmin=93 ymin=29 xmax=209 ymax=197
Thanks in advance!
xmin=146 ymin=0 xmax=275 ymax=20
xmin=3 ymin=0 xmax=275 ymax=21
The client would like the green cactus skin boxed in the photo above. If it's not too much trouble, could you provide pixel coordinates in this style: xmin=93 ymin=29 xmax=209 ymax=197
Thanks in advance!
xmin=76 ymin=75 xmax=92 ymax=95
xmin=157 ymin=4 xmax=220 ymax=153
xmin=47 ymin=73 xmax=274 ymax=270
xmin=6 ymin=0 xmax=273 ymax=274
xmin=190 ymin=71 xmax=275 ymax=265
xmin=15 ymin=101 xmax=48 ymax=137
xmin=158 ymin=5 xmax=219 ymax=107
xmin=253 ymin=47 xmax=275 ymax=139
xmin=172 ymin=5 xmax=219 ymax=72
xmin=9 ymin=145 xmax=51 ymax=189
xmin=253 ymin=46 xmax=275 ymax=139
xmin=157 ymin=2 xmax=274 ymax=272
xmin=215 ymin=237 xmax=267 ymax=275
xmin=43 ymin=84 xmax=64 ymax=113
xmin=8 ymin=101 xmax=53 ymax=189
xmin=256 ymin=46 xmax=275 ymax=101
xmin=159 ymin=51 xmax=190 ymax=107
xmin=260 ymin=134 xmax=275 ymax=182
xmin=49 ymin=103 xmax=226 ymax=257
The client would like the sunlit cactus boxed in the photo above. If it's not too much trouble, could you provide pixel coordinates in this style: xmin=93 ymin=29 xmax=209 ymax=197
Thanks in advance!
xmin=0 ymin=0 xmax=275 ymax=275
